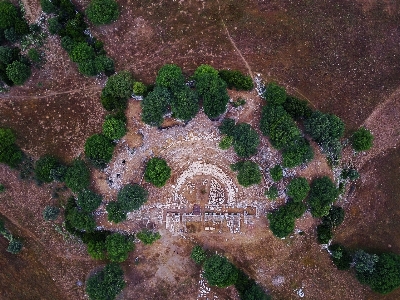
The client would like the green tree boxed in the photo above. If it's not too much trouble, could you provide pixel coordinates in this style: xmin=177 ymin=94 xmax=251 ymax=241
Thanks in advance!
xmin=102 ymin=71 xmax=134 ymax=100
xmin=191 ymin=245 xmax=207 ymax=264
xmin=287 ymin=177 xmax=310 ymax=202
xmin=304 ymin=111 xmax=345 ymax=146
xmin=269 ymin=165 xmax=283 ymax=182
xmin=78 ymin=60 xmax=97 ymax=77
xmin=102 ymin=116 xmax=126 ymax=140
xmin=6 ymin=61 xmax=31 ymax=85
xmin=265 ymin=185 xmax=278 ymax=200
xmin=219 ymin=135 xmax=233 ymax=150
xmin=282 ymin=138 xmax=314 ymax=168
xmin=328 ymin=243 xmax=352 ymax=270
xmin=7 ymin=239 xmax=23 ymax=254
xmin=86 ymin=263 xmax=126 ymax=300
xmin=34 ymin=155 xmax=61 ymax=183
xmin=66 ymin=208 xmax=96 ymax=232
xmin=105 ymin=233 xmax=134 ymax=262
xmin=203 ymin=255 xmax=238 ymax=288
xmin=321 ymin=205 xmax=345 ymax=228
xmin=231 ymin=161 xmax=262 ymax=187
xmin=0 ymin=1 xmax=19 ymax=30
xmin=307 ymin=176 xmax=338 ymax=217
xmin=218 ymin=69 xmax=253 ymax=91
xmin=43 ymin=205 xmax=60 ymax=221
xmin=71 ymin=42 xmax=95 ymax=64
xmin=170 ymin=86 xmax=199 ymax=122
xmin=0 ymin=46 xmax=16 ymax=64
xmin=106 ymin=201 xmax=126 ymax=223
xmin=351 ymin=127 xmax=373 ymax=151
xmin=132 ymin=81 xmax=146 ymax=96
xmin=218 ymin=118 xmax=236 ymax=136
xmin=48 ymin=17 xmax=62 ymax=35
xmin=77 ymin=189 xmax=102 ymax=213
xmin=86 ymin=0 xmax=119 ymax=25
xmin=40 ymin=0 xmax=58 ymax=13
xmin=0 ymin=128 xmax=23 ymax=168
xmin=28 ymin=48 xmax=41 ymax=64
xmin=354 ymin=250 xmax=379 ymax=274
xmin=84 ymin=134 xmax=115 ymax=168
xmin=283 ymin=95 xmax=312 ymax=120
xmin=64 ymin=159 xmax=90 ymax=192
xmin=231 ymin=123 xmax=260 ymax=158
xmin=94 ymin=55 xmax=114 ymax=75
xmin=155 ymin=64 xmax=185 ymax=92
xmin=141 ymin=86 xmax=170 ymax=127
xmin=268 ymin=201 xmax=306 ymax=238
xmin=117 ymin=184 xmax=148 ymax=211
xmin=87 ymin=240 xmax=107 ymax=260
xmin=144 ymin=157 xmax=171 ymax=187
xmin=316 ymin=224 xmax=332 ymax=244
xmin=264 ymin=83 xmax=286 ymax=105
xmin=136 ymin=230 xmax=161 ymax=245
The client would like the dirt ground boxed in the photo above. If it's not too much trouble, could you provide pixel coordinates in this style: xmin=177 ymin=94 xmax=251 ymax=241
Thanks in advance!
xmin=1 ymin=0 xmax=400 ymax=299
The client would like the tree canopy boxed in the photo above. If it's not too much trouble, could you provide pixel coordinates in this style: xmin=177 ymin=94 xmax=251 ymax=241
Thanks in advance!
xmin=264 ymin=83 xmax=286 ymax=105
xmin=268 ymin=200 xmax=306 ymax=238
xmin=64 ymin=159 xmax=90 ymax=192
xmin=269 ymin=165 xmax=283 ymax=182
xmin=231 ymin=123 xmax=260 ymax=158
xmin=6 ymin=61 xmax=31 ymax=85
xmin=117 ymin=184 xmax=148 ymax=211
xmin=77 ymin=189 xmax=102 ymax=213
xmin=191 ymin=245 xmax=207 ymax=264
xmin=170 ymin=86 xmax=199 ymax=122
xmin=34 ymin=155 xmax=61 ymax=183
xmin=155 ymin=64 xmax=185 ymax=92
xmin=231 ymin=161 xmax=262 ymax=187
xmin=351 ymin=127 xmax=373 ymax=151
xmin=218 ymin=69 xmax=253 ymax=91
xmin=144 ymin=157 xmax=171 ymax=187
xmin=141 ymin=86 xmax=170 ymax=127
xmin=105 ymin=233 xmax=134 ymax=263
xmin=84 ymin=134 xmax=115 ymax=168
xmin=307 ymin=176 xmax=339 ymax=217
xmin=136 ymin=230 xmax=161 ymax=245
xmin=102 ymin=116 xmax=126 ymax=140
xmin=203 ymin=255 xmax=238 ymax=288
xmin=286 ymin=177 xmax=310 ymax=202
xmin=86 ymin=0 xmax=119 ymax=25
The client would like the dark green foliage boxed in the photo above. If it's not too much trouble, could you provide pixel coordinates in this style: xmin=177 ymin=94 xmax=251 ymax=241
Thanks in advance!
xmin=86 ymin=263 xmax=126 ymax=300
xmin=328 ymin=244 xmax=352 ymax=270
xmin=156 ymin=64 xmax=185 ymax=92
xmin=341 ymin=168 xmax=360 ymax=181
xmin=264 ymin=83 xmax=286 ymax=105
xmin=203 ymin=255 xmax=238 ymax=288
xmin=287 ymin=177 xmax=310 ymax=202
xmin=351 ymin=127 xmax=373 ymax=151
xmin=0 ymin=128 xmax=22 ymax=168
xmin=7 ymin=239 xmax=23 ymax=254
xmin=269 ymin=165 xmax=283 ymax=182
xmin=0 ymin=1 xmax=19 ymax=30
xmin=171 ymin=86 xmax=199 ymax=122
xmin=60 ymin=36 xmax=75 ymax=53
xmin=307 ymin=176 xmax=339 ymax=217
xmin=191 ymin=245 xmax=206 ymax=264
xmin=105 ymin=233 xmax=134 ymax=262
xmin=43 ymin=205 xmax=60 ymax=221
xmin=4 ymin=27 xmax=18 ymax=42
xmin=78 ymin=60 xmax=98 ymax=76
xmin=265 ymin=185 xmax=278 ymax=200
xmin=268 ymin=201 xmax=306 ymax=238
xmin=232 ymin=97 xmax=246 ymax=108
xmin=40 ymin=0 xmax=58 ymax=13
xmin=48 ymin=17 xmax=62 ymax=35
xmin=316 ymin=224 xmax=332 ymax=244
xmin=64 ymin=13 xmax=87 ymax=40
xmin=231 ymin=161 xmax=261 ymax=187
xmin=282 ymin=138 xmax=314 ymax=168
xmin=136 ymin=230 xmax=161 ymax=245
xmin=34 ymin=155 xmax=61 ymax=183
xmin=100 ymin=93 xmax=126 ymax=111
xmin=356 ymin=253 xmax=400 ymax=294
xmin=94 ymin=55 xmax=114 ymax=75
xmin=106 ymin=201 xmax=126 ymax=223
xmin=0 ymin=183 xmax=4 ymax=193
xmin=64 ymin=159 xmax=90 ymax=192
xmin=0 ymin=46 xmax=17 ymax=64
xmin=218 ymin=118 xmax=236 ymax=136
xmin=219 ymin=135 xmax=233 ymax=150
xmin=283 ymin=96 xmax=312 ymax=119
xmin=144 ymin=157 xmax=171 ymax=187
xmin=235 ymin=270 xmax=271 ymax=300
xmin=194 ymin=64 xmax=229 ymax=119
xmin=84 ymin=134 xmax=115 ymax=168
xmin=77 ymin=189 xmax=102 ymax=213
xmin=322 ymin=206 xmax=345 ymax=228
xmin=132 ymin=81 xmax=146 ymax=96
xmin=71 ymin=42 xmax=95 ymax=63
xmin=102 ymin=116 xmax=126 ymax=140
xmin=354 ymin=250 xmax=379 ymax=274
xmin=86 ymin=0 xmax=119 ymax=25
xmin=231 ymin=123 xmax=260 ymax=158
xmin=117 ymin=184 xmax=148 ymax=211
xmin=28 ymin=48 xmax=41 ymax=64
xmin=87 ymin=240 xmax=107 ymax=260
xmin=102 ymin=71 xmax=133 ymax=101
xmin=141 ymin=86 xmax=170 ymax=126
xmin=6 ymin=61 xmax=31 ymax=85
xmin=218 ymin=69 xmax=253 ymax=91
xmin=66 ymin=207 xmax=96 ymax=232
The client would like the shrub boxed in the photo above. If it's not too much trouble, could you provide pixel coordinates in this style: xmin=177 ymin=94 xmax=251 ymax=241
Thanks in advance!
xmin=43 ymin=205 xmax=60 ymax=221
xmin=66 ymin=208 xmax=96 ymax=232
xmin=287 ymin=177 xmax=310 ymax=202
xmin=86 ymin=0 xmax=119 ymax=25
xmin=219 ymin=135 xmax=233 ymax=150
xmin=218 ymin=118 xmax=236 ymax=136
xmin=105 ymin=233 xmax=134 ymax=262
xmin=34 ymin=155 xmax=61 ymax=183
xmin=132 ymin=81 xmax=146 ymax=96
xmin=269 ymin=165 xmax=283 ymax=182
xmin=282 ymin=138 xmax=314 ymax=168
xmin=94 ymin=55 xmax=114 ymax=75
xmin=60 ymin=36 xmax=76 ymax=53
xmin=231 ymin=123 xmax=260 ymax=158
xmin=0 ymin=1 xmax=19 ymax=29
xmin=102 ymin=116 xmax=126 ymax=140
xmin=102 ymin=71 xmax=134 ymax=100
xmin=265 ymin=185 xmax=278 ymax=200
xmin=307 ymin=176 xmax=339 ymax=217
xmin=191 ymin=245 xmax=207 ymax=264
xmin=6 ymin=61 xmax=31 ymax=85
xmin=64 ymin=159 xmax=90 ymax=192
xmin=40 ymin=0 xmax=58 ymax=13
xmin=0 ymin=128 xmax=23 ymax=168
xmin=117 ymin=184 xmax=148 ymax=211
xmin=264 ymin=83 xmax=286 ymax=105
xmin=77 ymin=189 xmax=102 ymax=213
xmin=141 ymin=86 xmax=170 ymax=127
xmin=351 ymin=127 xmax=373 ymax=151
xmin=354 ymin=250 xmax=379 ymax=274
xmin=218 ymin=69 xmax=253 ymax=90
xmin=156 ymin=64 xmax=185 ymax=92
xmin=170 ymin=86 xmax=199 ymax=122
xmin=268 ymin=201 xmax=306 ymax=238
xmin=341 ymin=168 xmax=360 ymax=181
xmin=316 ymin=224 xmax=332 ymax=244
xmin=87 ymin=240 xmax=107 ymax=260
xmin=144 ymin=157 xmax=171 ymax=187
xmin=28 ymin=48 xmax=41 ymax=63
xmin=48 ymin=17 xmax=62 ymax=35
xmin=283 ymin=95 xmax=312 ymax=119
xmin=106 ymin=201 xmax=126 ymax=223
xmin=136 ymin=230 xmax=161 ymax=245
xmin=78 ymin=60 xmax=98 ymax=76
xmin=203 ymin=255 xmax=238 ymax=288
xmin=7 ymin=239 xmax=23 ymax=254
xmin=231 ymin=161 xmax=262 ymax=187
xmin=321 ymin=206 xmax=345 ymax=228
xmin=84 ymin=134 xmax=115 ymax=168
xmin=0 ymin=46 xmax=16 ymax=64
xmin=0 ymin=183 xmax=4 ymax=193
xmin=86 ymin=263 xmax=125 ymax=300
xmin=328 ymin=243 xmax=352 ymax=270
xmin=71 ymin=42 xmax=95 ymax=64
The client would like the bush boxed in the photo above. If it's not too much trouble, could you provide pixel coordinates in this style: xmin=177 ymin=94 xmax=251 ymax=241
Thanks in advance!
xmin=78 ymin=60 xmax=98 ymax=76
xmin=66 ymin=208 xmax=96 ymax=232
xmin=287 ymin=177 xmax=310 ymax=202
xmin=102 ymin=116 xmax=126 ymax=140
xmin=141 ymin=86 xmax=170 ymax=126
xmin=86 ymin=263 xmax=126 ymax=300
xmin=28 ymin=48 xmax=41 ymax=64
xmin=265 ymin=185 xmax=278 ymax=200
xmin=219 ymin=135 xmax=233 ymax=150
xmin=283 ymin=95 xmax=312 ymax=119
xmin=86 ymin=0 xmax=119 ymax=25
xmin=191 ymin=245 xmax=206 ymax=264
xmin=94 ymin=55 xmax=114 ymax=75
xmin=282 ymin=138 xmax=314 ymax=168
xmin=84 ymin=134 xmax=115 ymax=168
xmin=6 ymin=61 xmax=31 ymax=85
xmin=0 ymin=46 xmax=16 ymax=64
xmin=117 ymin=184 xmax=148 ymax=211
xmin=351 ymin=127 xmax=373 ymax=151
xmin=203 ymin=255 xmax=238 ymax=288
xmin=353 ymin=250 xmax=379 ymax=274
xmin=231 ymin=123 xmax=260 ymax=158
xmin=328 ymin=244 xmax=352 ymax=270
xmin=218 ymin=118 xmax=236 ymax=136
xmin=155 ymin=64 xmax=185 ymax=92
xmin=132 ymin=81 xmax=146 ymax=96
xmin=40 ymin=0 xmax=58 ymax=13
xmin=264 ymin=83 xmax=286 ymax=105
xmin=48 ymin=17 xmax=62 ymax=35
xmin=231 ymin=161 xmax=262 ymax=187
xmin=136 ymin=230 xmax=161 ymax=245
xmin=341 ymin=168 xmax=360 ymax=181
xmin=43 ymin=205 xmax=60 ymax=221
xmin=64 ymin=159 xmax=90 ymax=192
xmin=218 ymin=69 xmax=253 ymax=90
xmin=321 ymin=206 xmax=345 ymax=228
xmin=269 ymin=165 xmax=283 ymax=182
xmin=105 ymin=233 xmax=134 ymax=262
xmin=0 ymin=128 xmax=23 ymax=168
xmin=268 ymin=201 xmax=306 ymax=238
xmin=170 ymin=86 xmax=199 ymax=122
xmin=316 ymin=224 xmax=332 ymax=244
xmin=87 ymin=240 xmax=107 ymax=260
xmin=34 ymin=155 xmax=61 ymax=183
xmin=77 ymin=189 xmax=102 ymax=213
xmin=144 ymin=157 xmax=171 ymax=187
xmin=102 ymin=71 xmax=134 ymax=100
xmin=307 ymin=176 xmax=339 ymax=217
xmin=106 ymin=201 xmax=126 ymax=223
xmin=7 ymin=239 xmax=23 ymax=254
xmin=71 ymin=42 xmax=95 ymax=64
xmin=0 ymin=183 xmax=4 ymax=193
